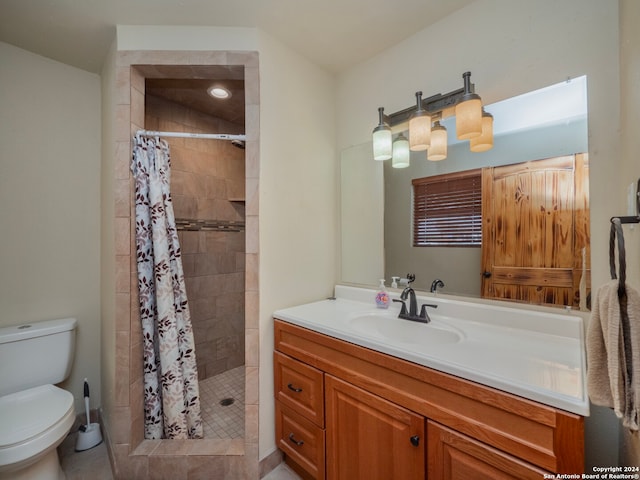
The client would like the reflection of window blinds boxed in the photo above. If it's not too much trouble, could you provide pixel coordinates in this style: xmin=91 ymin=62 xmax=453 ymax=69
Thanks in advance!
xmin=412 ymin=169 xmax=482 ymax=247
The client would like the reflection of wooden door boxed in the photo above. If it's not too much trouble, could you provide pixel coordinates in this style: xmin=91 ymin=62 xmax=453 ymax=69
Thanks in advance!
xmin=481 ymin=154 xmax=590 ymax=308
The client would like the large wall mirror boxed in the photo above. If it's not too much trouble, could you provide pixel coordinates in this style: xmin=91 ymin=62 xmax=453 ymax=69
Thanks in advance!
xmin=341 ymin=76 xmax=589 ymax=309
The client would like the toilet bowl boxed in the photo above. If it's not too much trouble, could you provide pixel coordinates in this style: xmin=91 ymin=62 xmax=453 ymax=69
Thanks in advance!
xmin=0 ymin=318 xmax=77 ymax=480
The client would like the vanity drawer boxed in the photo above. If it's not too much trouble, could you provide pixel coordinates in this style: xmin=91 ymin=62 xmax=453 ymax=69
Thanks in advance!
xmin=274 ymin=351 xmax=325 ymax=427
xmin=276 ymin=401 xmax=326 ymax=480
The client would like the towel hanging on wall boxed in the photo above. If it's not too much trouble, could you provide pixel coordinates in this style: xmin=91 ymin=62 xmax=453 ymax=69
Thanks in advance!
xmin=587 ymin=218 xmax=640 ymax=430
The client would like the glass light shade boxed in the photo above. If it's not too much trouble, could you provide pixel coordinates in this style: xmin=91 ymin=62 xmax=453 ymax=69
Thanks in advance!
xmin=409 ymin=112 xmax=431 ymax=151
xmin=469 ymin=111 xmax=494 ymax=152
xmin=428 ymin=122 xmax=447 ymax=161
xmin=392 ymin=133 xmax=410 ymax=168
xmin=455 ymin=95 xmax=483 ymax=140
xmin=372 ymin=125 xmax=392 ymax=160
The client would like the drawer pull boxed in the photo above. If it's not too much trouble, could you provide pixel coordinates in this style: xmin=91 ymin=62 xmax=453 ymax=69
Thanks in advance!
xmin=410 ymin=435 xmax=420 ymax=447
xmin=287 ymin=383 xmax=303 ymax=393
xmin=288 ymin=433 xmax=305 ymax=446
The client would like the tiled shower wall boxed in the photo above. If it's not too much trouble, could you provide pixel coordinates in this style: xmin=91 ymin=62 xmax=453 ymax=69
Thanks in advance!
xmin=146 ymin=94 xmax=246 ymax=380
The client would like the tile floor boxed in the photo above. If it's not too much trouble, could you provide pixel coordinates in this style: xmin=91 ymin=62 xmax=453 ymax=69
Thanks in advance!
xmin=59 ymin=432 xmax=300 ymax=479
xmin=59 ymin=430 xmax=114 ymax=480
xmin=263 ymin=463 xmax=302 ymax=480
xmin=59 ymin=366 xmax=273 ymax=479
xmin=200 ymin=366 xmax=245 ymax=439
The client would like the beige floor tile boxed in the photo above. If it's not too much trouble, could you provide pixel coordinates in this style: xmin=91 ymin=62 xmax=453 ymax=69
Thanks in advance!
xmin=59 ymin=431 xmax=114 ymax=479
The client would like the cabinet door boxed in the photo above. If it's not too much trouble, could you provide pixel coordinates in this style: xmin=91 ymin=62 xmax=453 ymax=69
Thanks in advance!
xmin=325 ymin=375 xmax=425 ymax=480
xmin=427 ymin=421 xmax=549 ymax=480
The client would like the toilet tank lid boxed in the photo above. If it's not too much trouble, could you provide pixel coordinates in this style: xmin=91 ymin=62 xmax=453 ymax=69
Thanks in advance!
xmin=0 ymin=317 xmax=77 ymax=344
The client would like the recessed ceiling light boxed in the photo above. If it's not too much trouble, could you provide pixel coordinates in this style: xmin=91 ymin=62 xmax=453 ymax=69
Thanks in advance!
xmin=208 ymin=86 xmax=231 ymax=99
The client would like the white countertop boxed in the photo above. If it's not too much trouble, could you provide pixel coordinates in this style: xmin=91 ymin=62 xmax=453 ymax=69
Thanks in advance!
xmin=273 ymin=285 xmax=589 ymax=416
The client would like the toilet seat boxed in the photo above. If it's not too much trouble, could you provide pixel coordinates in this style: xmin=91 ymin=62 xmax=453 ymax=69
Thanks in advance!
xmin=0 ymin=384 xmax=74 ymax=469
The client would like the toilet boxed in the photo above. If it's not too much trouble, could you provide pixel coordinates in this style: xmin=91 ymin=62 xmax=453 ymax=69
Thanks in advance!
xmin=0 ymin=318 xmax=77 ymax=480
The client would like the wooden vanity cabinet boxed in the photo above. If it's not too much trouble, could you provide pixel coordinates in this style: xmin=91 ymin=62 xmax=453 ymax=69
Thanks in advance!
xmin=274 ymin=319 xmax=584 ymax=480
xmin=326 ymin=375 xmax=425 ymax=480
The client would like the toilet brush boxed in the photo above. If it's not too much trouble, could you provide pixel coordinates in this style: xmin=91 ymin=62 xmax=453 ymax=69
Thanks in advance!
xmin=75 ymin=378 xmax=103 ymax=451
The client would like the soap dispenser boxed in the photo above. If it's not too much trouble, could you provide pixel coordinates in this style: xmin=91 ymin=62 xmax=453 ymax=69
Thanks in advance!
xmin=375 ymin=279 xmax=390 ymax=309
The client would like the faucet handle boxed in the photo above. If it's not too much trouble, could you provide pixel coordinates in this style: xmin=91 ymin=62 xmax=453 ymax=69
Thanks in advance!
xmin=420 ymin=303 xmax=438 ymax=312
xmin=419 ymin=303 xmax=438 ymax=322
xmin=393 ymin=299 xmax=408 ymax=315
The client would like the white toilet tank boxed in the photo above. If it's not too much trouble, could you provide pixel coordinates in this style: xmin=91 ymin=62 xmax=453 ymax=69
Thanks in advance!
xmin=0 ymin=318 xmax=77 ymax=397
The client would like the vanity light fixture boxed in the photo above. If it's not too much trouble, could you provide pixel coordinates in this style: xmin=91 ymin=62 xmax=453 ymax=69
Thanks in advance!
xmin=409 ymin=92 xmax=431 ymax=151
xmin=427 ymin=121 xmax=447 ymax=161
xmin=469 ymin=109 xmax=494 ymax=152
xmin=392 ymin=133 xmax=410 ymax=168
xmin=455 ymin=72 xmax=483 ymax=140
xmin=373 ymin=71 xmax=492 ymax=163
xmin=372 ymin=107 xmax=393 ymax=160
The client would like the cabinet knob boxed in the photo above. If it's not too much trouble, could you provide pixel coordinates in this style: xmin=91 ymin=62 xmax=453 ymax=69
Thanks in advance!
xmin=410 ymin=435 xmax=420 ymax=447
xmin=482 ymin=271 xmax=492 ymax=278
xmin=287 ymin=383 xmax=303 ymax=393
xmin=289 ymin=433 xmax=305 ymax=446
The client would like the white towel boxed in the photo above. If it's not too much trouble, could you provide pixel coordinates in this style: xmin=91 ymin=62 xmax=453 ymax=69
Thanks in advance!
xmin=587 ymin=279 xmax=640 ymax=430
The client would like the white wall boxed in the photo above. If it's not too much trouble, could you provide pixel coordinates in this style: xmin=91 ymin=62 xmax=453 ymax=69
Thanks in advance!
xmin=618 ymin=0 xmax=640 ymax=468
xmin=619 ymin=0 xmax=640 ymax=291
xmin=99 ymin=38 xmax=117 ymax=432
xmin=0 ymin=41 xmax=102 ymax=412
xmin=254 ymin=28 xmax=338 ymax=459
xmin=116 ymin=25 xmax=338 ymax=459
xmin=336 ymin=0 xmax=622 ymax=467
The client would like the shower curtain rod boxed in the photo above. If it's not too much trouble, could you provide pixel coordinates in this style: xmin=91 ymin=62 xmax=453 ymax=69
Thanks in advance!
xmin=136 ymin=129 xmax=246 ymax=141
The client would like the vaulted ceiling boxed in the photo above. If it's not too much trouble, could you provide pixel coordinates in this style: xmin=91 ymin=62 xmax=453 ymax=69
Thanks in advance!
xmin=0 ymin=0 xmax=474 ymax=74
xmin=0 ymin=0 xmax=475 ymax=127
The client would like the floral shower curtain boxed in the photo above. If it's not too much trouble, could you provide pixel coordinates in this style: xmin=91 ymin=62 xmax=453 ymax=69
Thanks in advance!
xmin=131 ymin=134 xmax=203 ymax=440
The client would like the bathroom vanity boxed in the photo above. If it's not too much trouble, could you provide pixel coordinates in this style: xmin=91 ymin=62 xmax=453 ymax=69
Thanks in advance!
xmin=273 ymin=286 xmax=587 ymax=479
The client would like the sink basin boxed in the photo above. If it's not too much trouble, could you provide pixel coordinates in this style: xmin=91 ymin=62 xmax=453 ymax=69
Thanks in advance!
xmin=347 ymin=312 xmax=463 ymax=347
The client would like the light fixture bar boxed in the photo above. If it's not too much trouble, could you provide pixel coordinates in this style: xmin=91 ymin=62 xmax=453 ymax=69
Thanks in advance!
xmin=380 ymin=86 xmax=469 ymax=127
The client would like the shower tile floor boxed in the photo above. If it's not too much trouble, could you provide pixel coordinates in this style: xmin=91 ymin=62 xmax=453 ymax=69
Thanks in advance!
xmin=59 ymin=366 xmax=247 ymax=478
xmin=199 ymin=365 xmax=245 ymax=439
